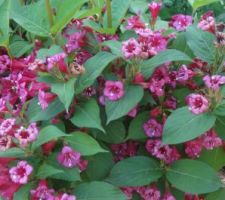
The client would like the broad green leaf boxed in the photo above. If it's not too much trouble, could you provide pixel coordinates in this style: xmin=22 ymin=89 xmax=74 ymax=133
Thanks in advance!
xmin=65 ymin=132 xmax=107 ymax=156
xmin=14 ymin=182 xmax=35 ymax=200
xmin=214 ymin=117 xmax=225 ymax=140
xmin=0 ymin=148 xmax=26 ymax=158
xmin=206 ymin=188 xmax=225 ymax=200
xmin=75 ymin=52 xmax=119 ymax=94
xmin=0 ymin=0 xmax=10 ymax=46
xmin=141 ymin=49 xmax=192 ymax=78
xmin=70 ymin=99 xmax=104 ymax=132
xmin=166 ymin=159 xmax=222 ymax=194
xmin=51 ymin=0 xmax=88 ymax=35
xmin=96 ymin=120 xmax=126 ymax=144
xmin=127 ymin=112 xmax=149 ymax=140
xmin=74 ymin=181 xmax=126 ymax=200
xmin=37 ymin=45 xmax=63 ymax=60
xmin=106 ymin=156 xmax=162 ymax=187
xmin=9 ymin=38 xmax=33 ymax=58
xmin=104 ymin=0 xmax=132 ymax=33
xmin=51 ymin=78 xmax=76 ymax=112
xmin=86 ymin=152 xmax=114 ymax=181
xmin=185 ymin=27 xmax=216 ymax=63
xmin=198 ymin=147 xmax=225 ymax=170
xmin=10 ymin=1 xmax=50 ymax=37
xmin=213 ymin=100 xmax=225 ymax=117
xmin=102 ymin=40 xmax=122 ymax=56
xmin=190 ymin=0 xmax=220 ymax=12
xmin=36 ymin=163 xmax=63 ymax=178
xmin=27 ymin=97 xmax=65 ymax=122
xmin=130 ymin=0 xmax=148 ymax=14
xmin=163 ymin=107 xmax=216 ymax=144
xmin=32 ymin=125 xmax=66 ymax=150
xmin=105 ymin=86 xmax=144 ymax=124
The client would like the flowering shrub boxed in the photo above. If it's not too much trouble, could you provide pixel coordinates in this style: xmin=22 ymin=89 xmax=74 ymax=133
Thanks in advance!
xmin=0 ymin=0 xmax=225 ymax=199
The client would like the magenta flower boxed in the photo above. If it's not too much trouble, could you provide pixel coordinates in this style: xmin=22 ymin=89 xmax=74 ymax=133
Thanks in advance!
xmin=0 ymin=135 xmax=12 ymax=151
xmin=30 ymin=180 xmax=55 ymax=200
xmin=47 ymin=52 xmax=67 ymax=70
xmin=186 ymin=94 xmax=209 ymax=114
xmin=143 ymin=119 xmax=162 ymax=137
xmin=139 ymin=186 xmax=161 ymax=200
xmin=162 ymin=192 xmax=176 ymax=200
xmin=201 ymin=129 xmax=222 ymax=150
xmin=185 ymin=139 xmax=203 ymax=159
xmin=60 ymin=193 xmax=77 ymax=200
xmin=103 ymin=81 xmax=124 ymax=101
xmin=126 ymin=16 xmax=145 ymax=30
xmin=38 ymin=90 xmax=56 ymax=110
xmin=176 ymin=65 xmax=194 ymax=83
xmin=57 ymin=146 xmax=81 ymax=168
xmin=203 ymin=75 xmax=225 ymax=90
xmin=9 ymin=161 xmax=33 ymax=184
xmin=148 ymin=2 xmax=162 ymax=21
xmin=0 ymin=118 xmax=16 ymax=136
xmin=122 ymin=38 xmax=141 ymax=59
xmin=15 ymin=123 xmax=39 ymax=147
xmin=65 ymin=31 xmax=86 ymax=53
xmin=169 ymin=14 xmax=193 ymax=31
xmin=198 ymin=11 xmax=215 ymax=33
xmin=0 ymin=55 xmax=11 ymax=74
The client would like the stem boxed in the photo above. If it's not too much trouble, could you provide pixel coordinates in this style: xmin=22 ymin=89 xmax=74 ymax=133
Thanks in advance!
xmin=45 ymin=0 xmax=54 ymax=27
xmin=106 ymin=0 xmax=112 ymax=28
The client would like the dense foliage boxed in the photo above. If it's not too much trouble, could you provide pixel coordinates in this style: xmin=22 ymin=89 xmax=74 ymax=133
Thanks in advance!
xmin=0 ymin=0 xmax=225 ymax=199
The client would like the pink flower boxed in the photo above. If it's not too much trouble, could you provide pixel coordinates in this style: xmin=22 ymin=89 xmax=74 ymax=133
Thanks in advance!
xmin=9 ymin=161 xmax=33 ymax=184
xmin=176 ymin=65 xmax=194 ymax=83
xmin=60 ymin=193 xmax=77 ymax=200
xmin=128 ymin=106 xmax=138 ymax=118
xmin=65 ymin=31 xmax=86 ymax=53
xmin=15 ymin=123 xmax=39 ymax=147
xmin=0 ymin=118 xmax=16 ymax=136
xmin=38 ymin=90 xmax=56 ymax=110
xmin=164 ymin=96 xmax=177 ymax=110
xmin=57 ymin=146 xmax=81 ymax=168
xmin=103 ymin=81 xmax=124 ymax=101
xmin=169 ymin=14 xmax=193 ymax=31
xmin=186 ymin=94 xmax=209 ymax=114
xmin=122 ymin=38 xmax=141 ymax=59
xmin=0 ymin=55 xmax=11 ymax=74
xmin=139 ymin=186 xmax=161 ymax=200
xmin=201 ymin=129 xmax=222 ymax=150
xmin=0 ymin=136 xmax=12 ymax=151
xmin=185 ymin=139 xmax=203 ymax=158
xmin=203 ymin=75 xmax=225 ymax=90
xmin=30 ymin=180 xmax=55 ymax=200
xmin=47 ymin=52 xmax=67 ymax=70
xmin=198 ymin=11 xmax=215 ymax=33
xmin=126 ymin=16 xmax=145 ymax=30
xmin=162 ymin=192 xmax=176 ymax=200
xmin=148 ymin=2 xmax=162 ymax=21
xmin=143 ymin=119 xmax=162 ymax=137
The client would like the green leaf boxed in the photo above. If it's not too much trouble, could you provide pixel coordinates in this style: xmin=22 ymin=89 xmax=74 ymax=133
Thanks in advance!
xmin=141 ymin=49 xmax=192 ymax=78
xmin=51 ymin=0 xmax=88 ymax=35
xmin=214 ymin=117 xmax=225 ymax=140
xmin=65 ymin=132 xmax=107 ymax=156
xmin=51 ymin=78 xmax=76 ymax=112
xmin=185 ymin=27 xmax=216 ymax=63
xmin=37 ymin=163 xmax=64 ymax=178
xmin=130 ymin=0 xmax=148 ymax=14
xmin=166 ymin=159 xmax=222 ymax=194
xmin=105 ymin=0 xmax=132 ymax=32
xmin=86 ymin=152 xmax=114 ymax=181
xmin=190 ymin=0 xmax=220 ymax=12
xmin=27 ymin=97 xmax=65 ymax=122
xmin=32 ymin=125 xmax=66 ymax=150
xmin=0 ymin=148 xmax=25 ymax=158
xmin=70 ymin=99 xmax=104 ymax=132
xmin=10 ymin=1 xmax=50 ymax=37
xmin=163 ymin=107 xmax=216 ymax=144
xmin=37 ymin=45 xmax=63 ymax=60
xmin=106 ymin=156 xmax=163 ymax=187
xmin=0 ymin=0 xmax=10 ymax=46
xmin=198 ymin=147 xmax=225 ymax=171
xmin=74 ymin=181 xmax=126 ymax=200
xmin=102 ymin=40 xmax=122 ymax=56
xmin=106 ymin=85 xmax=144 ymax=124
xmin=127 ymin=112 xmax=149 ymax=140
xmin=9 ymin=38 xmax=33 ymax=58
xmin=14 ymin=182 xmax=35 ymax=200
xmin=213 ymin=100 xmax=225 ymax=117
xmin=96 ymin=120 xmax=126 ymax=144
xmin=206 ymin=188 xmax=225 ymax=200
xmin=75 ymin=52 xmax=119 ymax=94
